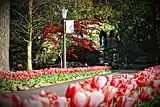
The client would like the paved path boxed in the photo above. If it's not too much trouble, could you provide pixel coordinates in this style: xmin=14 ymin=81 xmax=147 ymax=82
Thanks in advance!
xmin=3 ymin=69 xmax=139 ymax=100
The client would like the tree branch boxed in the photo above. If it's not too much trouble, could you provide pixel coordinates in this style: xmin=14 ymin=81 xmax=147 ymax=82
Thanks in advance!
xmin=15 ymin=11 xmax=28 ymax=23
xmin=13 ymin=23 xmax=28 ymax=34
xmin=23 ymin=37 xmax=29 ymax=43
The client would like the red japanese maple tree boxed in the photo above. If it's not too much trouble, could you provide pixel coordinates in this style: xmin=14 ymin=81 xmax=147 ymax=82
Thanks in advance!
xmin=40 ymin=19 xmax=103 ymax=67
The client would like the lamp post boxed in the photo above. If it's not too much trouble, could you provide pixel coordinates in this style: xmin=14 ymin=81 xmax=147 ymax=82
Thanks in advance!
xmin=62 ymin=7 xmax=68 ymax=68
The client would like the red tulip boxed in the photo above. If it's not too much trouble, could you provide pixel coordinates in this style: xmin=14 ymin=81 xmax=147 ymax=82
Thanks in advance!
xmin=99 ymin=100 xmax=113 ymax=107
xmin=0 ymin=94 xmax=21 ymax=107
xmin=72 ymin=90 xmax=90 ymax=107
xmin=126 ymin=84 xmax=135 ymax=91
xmin=117 ymin=80 xmax=126 ymax=89
xmin=138 ymin=87 xmax=155 ymax=101
xmin=136 ymin=77 xmax=146 ymax=86
xmin=91 ymin=76 xmax=107 ymax=89
xmin=39 ymin=90 xmax=46 ymax=97
xmin=37 ymin=97 xmax=50 ymax=106
xmin=89 ymin=90 xmax=104 ymax=107
xmin=0 ymin=66 xmax=110 ymax=80
xmin=102 ymin=85 xmax=118 ymax=102
xmin=106 ymin=75 xmax=113 ymax=82
xmin=22 ymin=98 xmax=50 ymax=107
xmin=117 ymin=94 xmax=138 ymax=107
xmin=66 ymin=83 xmax=81 ymax=98
xmin=51 ymin=97 xmax=68 ymax=107
xmin=155 ymin=83 xmax=160 ymax=93
xmin=110 ymin=78 xmax=119 ymax=87
xmin=152 ymin=80 xmax=160 ymax=88
xmin=81 ymin=83 xmax=92 ymax=91
xmin=46 ymin=92 xmax=58 ymax=101
xmin=124 ymin=92 xmax=138 ymax=107
xmin=115 ymin=88 xmax=126 ymax=99
xmin=130 ymin=79 xmax=138 ymax=89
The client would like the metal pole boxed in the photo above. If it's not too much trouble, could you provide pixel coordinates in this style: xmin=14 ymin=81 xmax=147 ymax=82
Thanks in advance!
xmin=63 ymin=19 xmax=67 ymax=68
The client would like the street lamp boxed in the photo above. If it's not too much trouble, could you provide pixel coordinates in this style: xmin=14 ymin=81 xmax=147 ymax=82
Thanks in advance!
xmin=62 ymin=7 xmax=68 ymax=68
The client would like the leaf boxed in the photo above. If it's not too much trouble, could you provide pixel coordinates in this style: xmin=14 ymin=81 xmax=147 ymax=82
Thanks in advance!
xmin=66 ymin=41 xmax=71 ymax=47
xmin=41 ymin=43 xmax=49 ymax=47
xmin=128 ymin=26 xmax=133 ymax=30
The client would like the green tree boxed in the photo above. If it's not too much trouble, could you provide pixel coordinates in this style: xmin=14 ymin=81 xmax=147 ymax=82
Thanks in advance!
xmin=10 ymin=0 xmax=153 ymax=70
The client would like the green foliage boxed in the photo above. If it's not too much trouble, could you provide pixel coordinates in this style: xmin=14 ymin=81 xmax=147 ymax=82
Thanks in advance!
xmin=110 ymin=0 xmax=152 ymax=43
xmin=10 ymin=0 xmax=153 ymax=69
xmin=10 ymin=0 xmax=28 ymax=67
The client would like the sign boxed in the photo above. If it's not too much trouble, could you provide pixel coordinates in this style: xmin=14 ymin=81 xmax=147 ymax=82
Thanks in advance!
xmin=66 ymin=20 xmax=74 ymax=33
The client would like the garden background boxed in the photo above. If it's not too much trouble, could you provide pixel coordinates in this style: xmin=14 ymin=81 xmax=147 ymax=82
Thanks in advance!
xmin=1 ymin=1 xmax=160 ymax=106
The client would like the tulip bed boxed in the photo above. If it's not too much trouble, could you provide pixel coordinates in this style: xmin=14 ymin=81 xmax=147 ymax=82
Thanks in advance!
xmin=1 ymin=66 xmax=160 ymax=107
xmin=0 ymin=66 xmax=111 ymax=92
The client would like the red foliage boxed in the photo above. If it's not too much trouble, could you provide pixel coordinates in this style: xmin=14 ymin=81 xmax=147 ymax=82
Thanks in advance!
xmin=40 ymin=19 xmax=102 ymax=58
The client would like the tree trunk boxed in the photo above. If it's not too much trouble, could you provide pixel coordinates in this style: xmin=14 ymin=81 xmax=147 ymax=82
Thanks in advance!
xmin=60 ymin=54 xmax=63 ymax=68
xmin=27 ymin=41 xmax=32 ymax=71
xmin=0 ymin=0 xmax=10 ymax=72
xmin=27 ymin=0 xmax=33 ymax=71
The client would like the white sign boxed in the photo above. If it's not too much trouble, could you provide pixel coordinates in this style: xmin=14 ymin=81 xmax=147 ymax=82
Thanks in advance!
xmin=66 ymin=20 xmax=74 ymax=33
